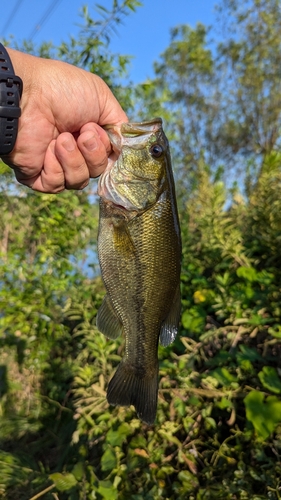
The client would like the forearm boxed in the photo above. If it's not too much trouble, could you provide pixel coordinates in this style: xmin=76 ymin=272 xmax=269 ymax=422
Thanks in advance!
xmin=6 ymin=47 xmax=36 ymax=97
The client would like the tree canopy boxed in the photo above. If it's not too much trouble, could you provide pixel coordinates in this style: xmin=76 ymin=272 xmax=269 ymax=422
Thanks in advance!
xmin=1 ymin=0 xmax=281 ymax=498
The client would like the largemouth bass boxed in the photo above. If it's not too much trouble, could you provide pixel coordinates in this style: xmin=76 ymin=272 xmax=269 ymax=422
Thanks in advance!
xmin=96 ymin=118 xmax=181 ymax=424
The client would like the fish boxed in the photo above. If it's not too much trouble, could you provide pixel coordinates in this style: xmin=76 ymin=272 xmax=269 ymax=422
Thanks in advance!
xmin=96 ymin=118 xmax=181 ymax=424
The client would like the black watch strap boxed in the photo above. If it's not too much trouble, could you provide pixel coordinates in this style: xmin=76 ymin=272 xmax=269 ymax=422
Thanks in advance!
xmin=0 ymin=43 xmax=23 ymax=156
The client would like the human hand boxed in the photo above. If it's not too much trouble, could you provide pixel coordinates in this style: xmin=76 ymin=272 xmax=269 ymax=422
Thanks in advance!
xmin=2 ymin=48 xmax=128 ymax=193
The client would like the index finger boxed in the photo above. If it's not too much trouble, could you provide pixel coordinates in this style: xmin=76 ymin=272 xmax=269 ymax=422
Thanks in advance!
xmin=80 ymin=122 xmax=112 ymax=152
xmin=91 ymin=76 xmax=128 ymax=127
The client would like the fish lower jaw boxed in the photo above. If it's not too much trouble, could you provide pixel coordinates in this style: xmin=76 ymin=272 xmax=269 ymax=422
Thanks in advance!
xmin=98 ymin=188 xmax=140 ymax=213
xmin=103 ymin=200 xmax=140 ymax=220
xmin=98 ymin=174 xmax=138 ymax=211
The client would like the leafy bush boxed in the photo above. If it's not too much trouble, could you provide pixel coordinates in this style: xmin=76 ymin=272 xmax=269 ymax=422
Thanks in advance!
xmin=2 ymin=0 xmax=281 ymax=497
xmin=1 ymin=153 xmax=281 ymax=499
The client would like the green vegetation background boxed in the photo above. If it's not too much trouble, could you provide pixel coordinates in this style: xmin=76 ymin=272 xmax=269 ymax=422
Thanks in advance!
xmin=1 ymin=0 xmax=281 ymax=498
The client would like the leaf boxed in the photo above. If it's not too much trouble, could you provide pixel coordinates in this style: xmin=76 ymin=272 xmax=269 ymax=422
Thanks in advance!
xmin=177 ymin=470 xmax=199 ymax=492
xmin=134 ymin=448 xmax=149 ymax=458
xmin=181 ymin=307 xmax=205 ymax=333
xmin=209 ymin=367 xmax=237 ymax=386
xmin=178 ymin=470 xmax=196 ymax=483
xmin=130 ymin=435 xmax=147 ymax=448
xmin=247 ymin=314 xmax=268 ymax=326
xmin=101 ymin=448 xmax=117 ymax=472
xmin=268 ymin=325 xmax=281 ymax=339
xmin=258 ymin=366 xmax=281 ymax=394
xmin=236 ymin=266 xmax=258 ymax=282
xmin=158 ymin=430 xmax=182 ymax=447
xmin=71 ymin=462 xmax=84 ymax=481
xmin=97 ymin=480 xmax=118 ymax=500
xmin=215 ymin=397 xmax=233 ymax=410
xmin=106 ymin=422 xmax=132 ymax=446
xmin=204 ymin=417 xmax=217 ymax=430
xmin=179 ymin=450 xmax=198 ymax=474
xmin=237 ymin=345 xmax=263 ymax=362
xmin=244 ymin=391 xmax=281 ymax=439
xmin=49 ymin=472 xmax=77 ymax=492
xmin=206 ymin=350 xmax=232 ymax=367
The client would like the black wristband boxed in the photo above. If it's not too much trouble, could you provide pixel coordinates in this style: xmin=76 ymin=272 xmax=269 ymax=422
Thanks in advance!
xmin=0 ymin=43 xmax=23 ymax=156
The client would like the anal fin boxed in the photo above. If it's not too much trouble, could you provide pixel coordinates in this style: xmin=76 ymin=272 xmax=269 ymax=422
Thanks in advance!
xmin=96 ymin=294 xmax=123 ymax=339
xmin=159 ymin=285 xmax=181 ymax=346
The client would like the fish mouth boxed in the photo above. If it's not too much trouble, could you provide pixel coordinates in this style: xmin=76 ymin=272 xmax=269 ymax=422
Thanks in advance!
xmin=120 ymin=118 xmax=163 ymax=137
xmin=104 ymin=118 xmax=162 ymax=136
xmin=103 ymin=118 xmax=163 ymax=151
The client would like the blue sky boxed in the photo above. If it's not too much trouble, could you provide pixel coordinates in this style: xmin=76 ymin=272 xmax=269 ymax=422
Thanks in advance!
xmin=1 ymin=0 xmax=217 ymax=82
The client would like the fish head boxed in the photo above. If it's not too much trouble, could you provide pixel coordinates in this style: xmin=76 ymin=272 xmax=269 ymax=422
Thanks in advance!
xmin=98 ymin=118 xmax=171 ymax=212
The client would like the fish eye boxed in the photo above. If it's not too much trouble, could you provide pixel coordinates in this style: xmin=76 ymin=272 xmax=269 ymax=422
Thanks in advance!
xmin=149 ymin=144 xmax=164 ymax=158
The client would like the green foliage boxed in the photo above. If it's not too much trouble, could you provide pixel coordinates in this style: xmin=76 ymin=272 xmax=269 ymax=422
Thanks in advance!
xmin=2 ymin=0 xmax=281 ymax=498
xmin=134 ymin=0 xmax=281 ymax=200
xmin=244 ymin=391 xmax=281 ymax=440
xmin=2 ymin=151 xmax=281 ymax=499
xmin=258 ymin=367 xmax=281 ymax=395
xmin=134 ymin=23 xmax=216 ymax=193
xmin=50 ymin=472 xmax=78 ymax=492
xmin=217 ymin=0 xmax=281 ymax=158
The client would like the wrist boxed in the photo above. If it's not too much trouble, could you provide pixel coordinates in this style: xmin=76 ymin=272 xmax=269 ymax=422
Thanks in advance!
xmin=6 ymin=47 xmax=36 ymax=99
xmin=0 ymin=45 xmax=23 ymax=155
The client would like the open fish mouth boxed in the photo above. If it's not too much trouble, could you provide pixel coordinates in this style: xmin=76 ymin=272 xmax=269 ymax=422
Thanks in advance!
xmin=104 ymin=118 xmax=163 ymax=150
xmin=119 ymin=117 xmax=163 ymax=136
xmin=104 ymin=117 xmax=163 ymax=134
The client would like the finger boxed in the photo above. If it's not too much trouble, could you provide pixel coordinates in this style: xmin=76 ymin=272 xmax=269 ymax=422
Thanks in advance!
xmin=80 ymin=122 xmax=111 ymax=149
xmin=12 ymin=141 xmax=65 ymax=193
xmin=77 ymin=124 xmax=110 ymax=178
xmin=55 ymin=132 xmax=90 ymax=190
xmin=36 ymin=140 xmax=65 ymax=192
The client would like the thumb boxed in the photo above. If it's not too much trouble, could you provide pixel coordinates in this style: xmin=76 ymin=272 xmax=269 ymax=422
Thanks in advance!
xmin=92 ymin=76 xmax=128 ymax=127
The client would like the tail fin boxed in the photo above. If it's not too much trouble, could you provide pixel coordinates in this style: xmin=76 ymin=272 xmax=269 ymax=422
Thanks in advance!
xmin=107 ymin=361 xmax=158 ymax=425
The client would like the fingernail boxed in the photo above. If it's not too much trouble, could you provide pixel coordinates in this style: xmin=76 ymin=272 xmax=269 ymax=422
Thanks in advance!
xmin=83 ymin=136 xmax=97 ymax=151
xmin=62 ymin=136 xmax=75 ymax=152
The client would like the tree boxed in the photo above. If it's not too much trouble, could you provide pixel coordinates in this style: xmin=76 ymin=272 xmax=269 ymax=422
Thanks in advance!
xmin=134 ymin=0 xmax=281 ymax=197
xmin=2 ymin=1 xmax=281 ymax=498
xmin=134 ymin=23 xmax=217 ymax=195
xmin=217 ymin=0 xmax=281 ymax=157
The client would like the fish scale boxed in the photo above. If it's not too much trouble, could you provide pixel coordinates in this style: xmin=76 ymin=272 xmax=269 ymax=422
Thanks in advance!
xmin=96 ymin=118 xmax=181 ymax=424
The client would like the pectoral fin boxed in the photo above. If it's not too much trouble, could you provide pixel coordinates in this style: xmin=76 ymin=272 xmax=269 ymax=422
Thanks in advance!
xmin=159 ymin=285 xmax=181 ymax=346
xmin=96 ymin=294 xmax=123 ymax=339
xmin=113 ymin=220 xmax=136 ymax=257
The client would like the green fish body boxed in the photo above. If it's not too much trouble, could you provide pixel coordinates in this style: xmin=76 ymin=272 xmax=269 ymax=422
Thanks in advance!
xmin=97 ymin=118 xmax=181 ymax=424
